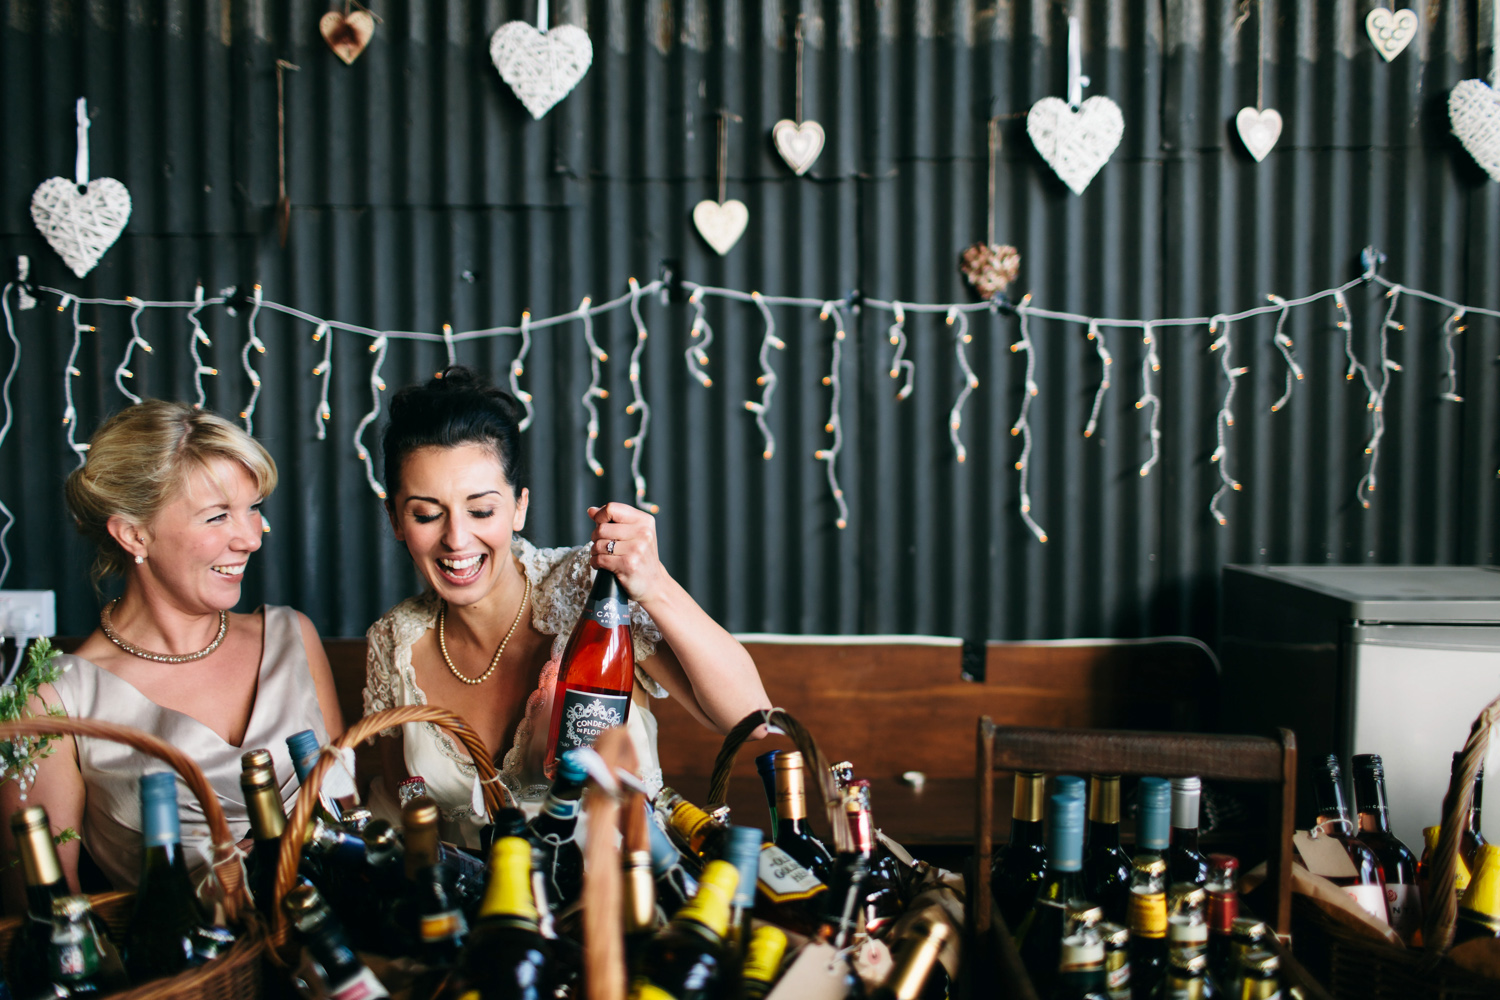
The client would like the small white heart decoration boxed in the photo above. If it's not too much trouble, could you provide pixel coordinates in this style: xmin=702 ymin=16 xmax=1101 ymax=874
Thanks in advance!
xmin=30 ymin=176 xmax=132 ymax=278
xmin=489 ymin=20 xmax=593 ymax=120
xmin=772 ymin=119 xmax=826 ymax=176
xmin=1026 ymin=96 xmax=1125 ymax=195
xmin=1235 ymin=107 xmax=1283 ymax=162
xmin=1365 ymin=8 xmax=1418 ymax=63
xmin=1449 ymin=79 xmax=1500 ymax=183
xmin=692 ymin=200 xmax=749 ymax=256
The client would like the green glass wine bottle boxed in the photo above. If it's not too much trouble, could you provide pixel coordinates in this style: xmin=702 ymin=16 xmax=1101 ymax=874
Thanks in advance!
xmin=125 ymin=772 xmax=209 ymax=980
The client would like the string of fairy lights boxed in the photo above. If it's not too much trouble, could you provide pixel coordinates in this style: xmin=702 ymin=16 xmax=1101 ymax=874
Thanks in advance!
xmin=0 ymin=247 xmax=1496 ymax=589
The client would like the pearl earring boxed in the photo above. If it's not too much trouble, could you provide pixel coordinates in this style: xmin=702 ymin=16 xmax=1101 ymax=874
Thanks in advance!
xmin=135 ymin=555 xmax=145 ymax=565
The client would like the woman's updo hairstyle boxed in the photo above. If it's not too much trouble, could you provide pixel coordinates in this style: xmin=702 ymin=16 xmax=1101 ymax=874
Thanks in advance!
xmin=381 ymin=366 xmax=528 ymax=504
xmin=64 ymin=400 xmax=278 ymax=584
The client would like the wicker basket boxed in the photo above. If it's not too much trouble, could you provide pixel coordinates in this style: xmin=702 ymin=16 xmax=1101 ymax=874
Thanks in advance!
xmin=0 ymin=716 xmax=265 ymax=1000
xmin=1294 ymin=693 xmax=1500 ymax=1000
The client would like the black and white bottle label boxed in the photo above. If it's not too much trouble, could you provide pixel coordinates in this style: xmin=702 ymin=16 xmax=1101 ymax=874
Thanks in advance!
xmin=557 ymin=689 xmax=630 ymax=752
xmin=590 ymin=597 xmax=630 ymax=629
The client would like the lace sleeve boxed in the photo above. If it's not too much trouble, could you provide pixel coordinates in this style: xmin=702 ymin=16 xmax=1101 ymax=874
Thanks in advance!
xmin=363 ymin=615 xmax=404 ymax=740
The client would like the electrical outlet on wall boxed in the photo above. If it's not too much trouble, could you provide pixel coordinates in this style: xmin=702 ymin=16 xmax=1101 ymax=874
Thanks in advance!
xmin=0 ymin=591 xmax=57 ymax=638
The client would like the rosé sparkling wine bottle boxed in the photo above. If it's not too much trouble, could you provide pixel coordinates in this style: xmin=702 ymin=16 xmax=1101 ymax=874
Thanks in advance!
xmin=543 ymin=567 xmax=634 ymax=778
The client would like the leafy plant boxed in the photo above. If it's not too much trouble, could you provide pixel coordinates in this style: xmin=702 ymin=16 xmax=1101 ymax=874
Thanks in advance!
xmin=0 ymin=636 xmax=69 ymax=795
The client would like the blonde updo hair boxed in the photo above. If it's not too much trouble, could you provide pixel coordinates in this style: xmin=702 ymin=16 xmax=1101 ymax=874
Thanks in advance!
xmin=64 ymin=401 xmax=278 ymax=584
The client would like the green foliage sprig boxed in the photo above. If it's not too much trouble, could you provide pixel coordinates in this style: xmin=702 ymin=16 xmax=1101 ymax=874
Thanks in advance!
xmin=0 ymin=637 xmax=68 ymax=793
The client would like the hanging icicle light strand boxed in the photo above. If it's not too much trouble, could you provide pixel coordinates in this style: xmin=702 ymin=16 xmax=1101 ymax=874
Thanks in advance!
xmin=312 ymin=322 xmax=333 ymax=440
xmin=948 ymin=307 xmax=978 ymax=463
xmin=0 ymin=284 xmax=20 ymax=588
xmin=187 ymin=283 xmax=217 ymax=410
xmin=1008 ymin=298 xmax=1047 ymax=543
xmin=888 ymin=302 xmax=914 ymax=400
xmin=113 ymin=296 xmax=150 ymax=405
xmin=1441 ymin=309 xmax=1465 ymax=403
xmin=1267 ymin=296 xmax=1302 ymax=412
xmin=744 ymin=291 xmax=784 ymax=460
xmin=510 ymin=311 xmax=535 ymax=432
xmin=1083 ymin=319 xmax=1112 ymax=438
xmin=684 ymin=289 xmax=714 ymax=388
xmin=1136 ymin=321 xmax=1162 ymax=478
xmin=1358 ymin=285 xmax=1405 ymax=508
xmin=624 ymin=278 xmax=659 ymax=513
xmin=353 ymin=335 xmax=389 ymax=499
xmin=239 ymin=284 xmax=266 ymax=433
xmin=578 ymin=297 xmax=607 ymax=478
xmin=814 ymin=301 xmax=849 ymax=530
xmin=1208 ymin=316 xmax=1247 ymax=526
xmin=60 ymin=297 xmax=90 ymax=465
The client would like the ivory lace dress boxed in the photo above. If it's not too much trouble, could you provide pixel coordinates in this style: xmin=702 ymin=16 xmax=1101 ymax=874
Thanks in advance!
xmin=363 ymin=537 xmax=667 ymax=846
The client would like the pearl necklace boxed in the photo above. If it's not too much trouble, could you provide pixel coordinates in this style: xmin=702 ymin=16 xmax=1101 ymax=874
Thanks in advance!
xmin=99 ymin=599 xmax=228 ymax=664
xmin=437 ymin=574 xmax=532 ymax=686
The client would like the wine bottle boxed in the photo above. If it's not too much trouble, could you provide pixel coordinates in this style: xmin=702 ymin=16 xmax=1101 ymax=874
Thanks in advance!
xmin=1127 ymin=778 xmax=1170 ymax=1000
xmin=1309 ymin=754 xmax=1388 ymax=925
xmin=125 ymin=773 xmax=209 ymax=980
xmin=1100 ymin=922 xmax=1131 ymax=1000
xmin=657 ymin=787 xmax=731 ymax=869
xmin=1454 ymin=843 xmax=1500 ymax=945
xmin=624 ymin=848 xmax=660 ymax=968
xmin=1351 ymin=753 xmax=1422 ymax=944
xmin=544 ymin=567 xmax=634 ymax=778
xmin=1231 ymin=949 xmax=1279 ymax=1000
xmin=764 ymin=751 xmax=835 ymax=881
xmin=447 ymin=837 xmax=556 ymax=1000
xmin=755 ymin=752 xmax=781 ymax=830
xmin=1016 ymin=791 xmax=1086 ymax=997
xmin=1053 ymin=931 xmax=1110 ymax=1000
xmin=740 ymin=925 xmax=787 ymax=1000
xmin=1167 ymin=777 xmax=1208 ymax=890
xmin=47 ymin=896 xmax=104 ymax=999
xmin=869 ymin=918 xmax=952 ymax=1000
xmin=816 ymin=846 xmax=870 ymax=953
xmin=526 ymin=751 xmax=587 ymax=911
xmin=9 ymin=805 xmax=72 ymax=997
xmin=287 ymin=729 xmax=349 ymax=824
xmin=1204 ymin=855 xmax=1238 ymax=985
xmin=843 ymin=780 xmax=902 ymax=935
xmin=395 ymin=798 xmax=468 ymax=966
xmin=1085 ymin=774 xmax=1133 ymax=925
xmin=992 ymin=770 xmax=1049 ymax=932
xmin=240 ymin=756 xmax=288 ymax=920
xmin=647 ymin=815 xmax=699 ymax=918
xmin=627 ymin=860 xmax=739 ymax=1000
xmin=1451 ymin=753 xmax=1488 ymax=873
xmin=1419 ymin=824 xmax=1471 ymax=905
xmin=283 ymin=882 xmax=390 ymax=1000
xmin=722 ymin=825 xmax=763 ymax=967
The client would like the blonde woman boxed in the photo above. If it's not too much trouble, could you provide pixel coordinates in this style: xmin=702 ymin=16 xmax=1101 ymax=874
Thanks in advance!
xmin=0 ymin=401 xmax=343 ymax=905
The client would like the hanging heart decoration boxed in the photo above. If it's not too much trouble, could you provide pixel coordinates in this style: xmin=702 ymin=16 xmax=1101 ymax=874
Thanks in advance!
xmin=772 ymin=120 xmax=825 ymax=176
xmin=320 ymin=10 xmax=375 ymax=65
xmin=959 ymin=243 xmax=1022 ymax=299
xmin=1235 ymin=107 xmax=1283 ymax=162
xmin=1450 ymin=79 xmax=1500 ymax=183
xmin=489 ymin=17 xmax=593 ymax=120
xmin=1027 ymin=96 xmax=1124 ymax=195
xmin=32 ymin=99 xmax=131 ymax=279
xmin=1365 ymin=8 xmax=1418 ymax=63
xmin=692 ymin=200 xmax=749 ymax=256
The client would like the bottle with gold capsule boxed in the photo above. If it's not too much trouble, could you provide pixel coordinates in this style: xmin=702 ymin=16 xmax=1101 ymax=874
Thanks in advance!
xmin=628 ymin=860 xmax=739 ymax=1000
xmin=740 ymin=925 xmax=787 ymax=1000
xmin=240 ymin=751 xmax=288 ymax=920
xmin=1154 ymin=951 xmax=1215 ymax=1000
xmin=764 ymin=751 xmax=835 ymax=881
xmin=992 ymin=770 xmax=1049 ymax=931
xmin=394 ymin=797 xmax=467 ymax=966
xmin=869 ymin=918 xmax=952 ymax=1000
xmin=656 ymin=787 xmax=731 ymax=871
xmin=47 ymin=896 xmax=104 ymax=999
xmin=10 ymin=805 xmax=74 ymax=997
xmin=624 ymin=848 xmax=660 ymax=968
xmin=1127 ymin=779 xmax=1171 ymax=1000
xmin=1086 ymin=774 xmax=1134 ymax=924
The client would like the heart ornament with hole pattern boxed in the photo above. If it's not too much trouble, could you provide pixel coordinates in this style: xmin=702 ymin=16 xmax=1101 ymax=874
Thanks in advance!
xmin=1450 ymin=79 xmax=1500 ymax=183
xmin=489 ymin=20 xmax=593 ymax=120
xmin=31 ymin=177 xmax=131 ymax=278
xmin=1026 ymin=96 xmax=1124 ymax=195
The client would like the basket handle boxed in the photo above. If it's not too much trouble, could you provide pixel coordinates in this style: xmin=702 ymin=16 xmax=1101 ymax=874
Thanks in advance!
xmin=0 ymin=716 xmax=252 ymax=924
xmin=269 ymin=705 xmax=514 ymax=938
xmin=705 ymin=708 xmax=852 ymax=854
xmin=1422 ymin=690 xmax=1500 ymax=961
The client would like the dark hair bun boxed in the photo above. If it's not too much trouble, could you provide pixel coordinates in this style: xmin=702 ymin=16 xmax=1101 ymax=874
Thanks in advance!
xmin=382 ymin=366 xmax=528 ymax=501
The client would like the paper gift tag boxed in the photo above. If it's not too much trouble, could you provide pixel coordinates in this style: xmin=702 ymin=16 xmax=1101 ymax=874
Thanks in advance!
xmin=764 ymin=942 xmax=851 ymax=1000
xmin=1293 ymin=829 xmax=1359 ymax=880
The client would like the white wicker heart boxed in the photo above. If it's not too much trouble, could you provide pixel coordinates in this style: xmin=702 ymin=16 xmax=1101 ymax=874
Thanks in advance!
xmin=1365 ymin=8 xmax=1418 ymax=63
xmin=31 ymin=176 xmax=131 ymax=278
xmin=1450 ymin=79 xmax=1500 ymax=183
xmin=489 ymin=21 xmax=593 ymax=120
xmin=1027 ymin=96 xmax=1124 ymax=195
xmin=692 ymin=199 xmax=749 ymax=256
xmin=772 ymin=119 xmax=825 ymax=176
xmin=1235 ymin=107 xmax=1283 ymax=162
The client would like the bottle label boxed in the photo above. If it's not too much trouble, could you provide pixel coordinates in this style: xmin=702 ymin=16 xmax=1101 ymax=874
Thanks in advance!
xmin=330 ymin=967 xmax=390 ymax=1000
xmin=757 ymin=844 xmax=825 ymax=903
xmin=1385 ymin=882 xmax=1422 ymax=942
xmin=1128 ymin=890 xmax=1167 ymax=939
xmin=1342 ymin=884 xmax=1390 ymax=924
xmin=51 ymin=939 xmax=97 ymax=980
xmin=556 ymin=689 xmax=630 ymax=754
xmin=590 ymin=597 xmax=630 ymax=629
xmin=1207 ymin=891 xmax=1238 ymax=934
xmin=1105 ymin=951 xmax=1131 ymax=999
xmin=542 ymin=796 xmax=582 ymax=822
xmin=420 ymin=909 xmax=468 ymax=943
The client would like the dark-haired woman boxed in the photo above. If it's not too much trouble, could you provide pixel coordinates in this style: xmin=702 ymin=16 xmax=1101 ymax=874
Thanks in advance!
xmin=363 ymin=367 xmax=769 ymax=844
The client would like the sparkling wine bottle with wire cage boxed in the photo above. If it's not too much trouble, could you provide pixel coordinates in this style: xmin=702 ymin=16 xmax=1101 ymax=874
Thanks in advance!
xmin=543 ymin=569 xmax=634 ymax=779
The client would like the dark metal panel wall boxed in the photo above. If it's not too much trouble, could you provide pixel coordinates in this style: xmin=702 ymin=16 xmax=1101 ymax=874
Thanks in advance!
xmin=0 ymin=0 xmax=1495 ymax=643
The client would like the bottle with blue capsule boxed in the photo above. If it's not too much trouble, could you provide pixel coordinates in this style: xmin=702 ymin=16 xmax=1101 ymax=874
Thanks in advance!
xmin=1016 ymin=789 xmax=1087 ymax=997
xmin=124 ymin=773 xmax=211 ymax=981
xmin=647 ymin=812 xmax=700 ymax=919
xmin=525 ymin=750 xmax=588 ymax=911
xmin=1128 ymin=778 xmax=1172 ymax=1000
xmin=723 ymin=825 xmax=764 ymax=966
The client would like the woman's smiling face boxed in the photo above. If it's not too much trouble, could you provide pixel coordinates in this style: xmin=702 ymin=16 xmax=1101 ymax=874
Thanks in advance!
xmin=389 ymin=443 xmax=529 ymax=607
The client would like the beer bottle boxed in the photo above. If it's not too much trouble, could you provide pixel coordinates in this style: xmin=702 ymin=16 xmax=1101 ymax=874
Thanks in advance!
xmin=992 ymin=770 xmax=1049 ymax=931
xmin=656 ymin=787 xmax=730 ymax=870
xmin=46 ymin=897 xmax=104 ymax=999
xmin=1204 ymin=855 xmax=1238 ymax=985
xmin=1053 ymin=931 xmax=1111 ymax=1000
xmin=544 ymin=568 xmax=634 ymax=777
xmin=1231 ymin=948 xmax=1280 ymax=1000
xmin=1100 ymin=922 xmax=1132 ymax=1000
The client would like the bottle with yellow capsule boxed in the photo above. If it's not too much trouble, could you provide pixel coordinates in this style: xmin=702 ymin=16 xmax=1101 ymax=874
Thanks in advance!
xmin=740 ymin=926 xmax=787 ymax=1000
xmin=628 ymin=860 xmax=739 ymax=1000
xmin=1454 ymin=843 xmax=1500 ymax=945
xmin=440 ymin=837 xmax=554 ymax=1000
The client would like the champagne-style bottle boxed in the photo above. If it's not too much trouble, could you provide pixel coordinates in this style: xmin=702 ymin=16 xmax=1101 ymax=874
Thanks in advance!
xmin=395 ymin=798 xmax=468 ymax=966
xmin=1204 ymin=855 xmax=1238 ymax=985
xmin=1419 ymin=824 xmax=1472 ymax=907
xmin=992 ymin=770 xmax=1049 ymax=932
xmin=740 ymin=925 xmax=788 ymax=1000
xmin=868 ymin=918 xmax=953 ymax=1000
xmin=765 ymin=751 xmax=835 ymax=881
xmin=657 ymin=787 xmax=730 ymax=869
xmin=125 ymin=773 xmax=208 ymax=980
xmin=240 ymin=755 xmax=287 ymax=920
xmin=1127 ymin=778 xmax=1171 ymax=1000
xmin=647 ymin=816 xmax=699 ymax=918
xmin=544 ymin=567 xmax=634 ymax=777
xmin=1451 ymin=753 xmax=1488 ymax=873
xmin=9 ymin=805 xmax=72 ymax=997
xmin=47 ymin=896 xmax=104 ymax=999
xmin=843 ymin=779 xmax=902 ymax=935
xmin=627 ymin=860 xmax=739 ymax=1000
xmin=283 ymin=882 xmax=390 ymax=1000
xmin=1053 ymin=931 xmax=1111 ymax=1000
xmin=1454 ymin=843 xmax=1500 ymax=945
xmin=447 ymin=837 xmax=556 ymax=1000
xmin=1016 ymin=791 xmax=1086 ymax=997
xmin=1085 ymin=774 xmax=1133 ymax=925
xmin=1167 ymin=777 xmax=1208 ymax=890
xmin=1309 ymin=755 xmax=1388 ymax=925
xmin=1351 ymin=753 xmax=1422 ymax=944
xmin=526 ymin=751 xmax=587 ymax=911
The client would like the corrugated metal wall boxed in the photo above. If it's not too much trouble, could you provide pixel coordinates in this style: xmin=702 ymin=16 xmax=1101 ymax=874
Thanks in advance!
xmin=1 ymin=0 xmax=1496 ymax=642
